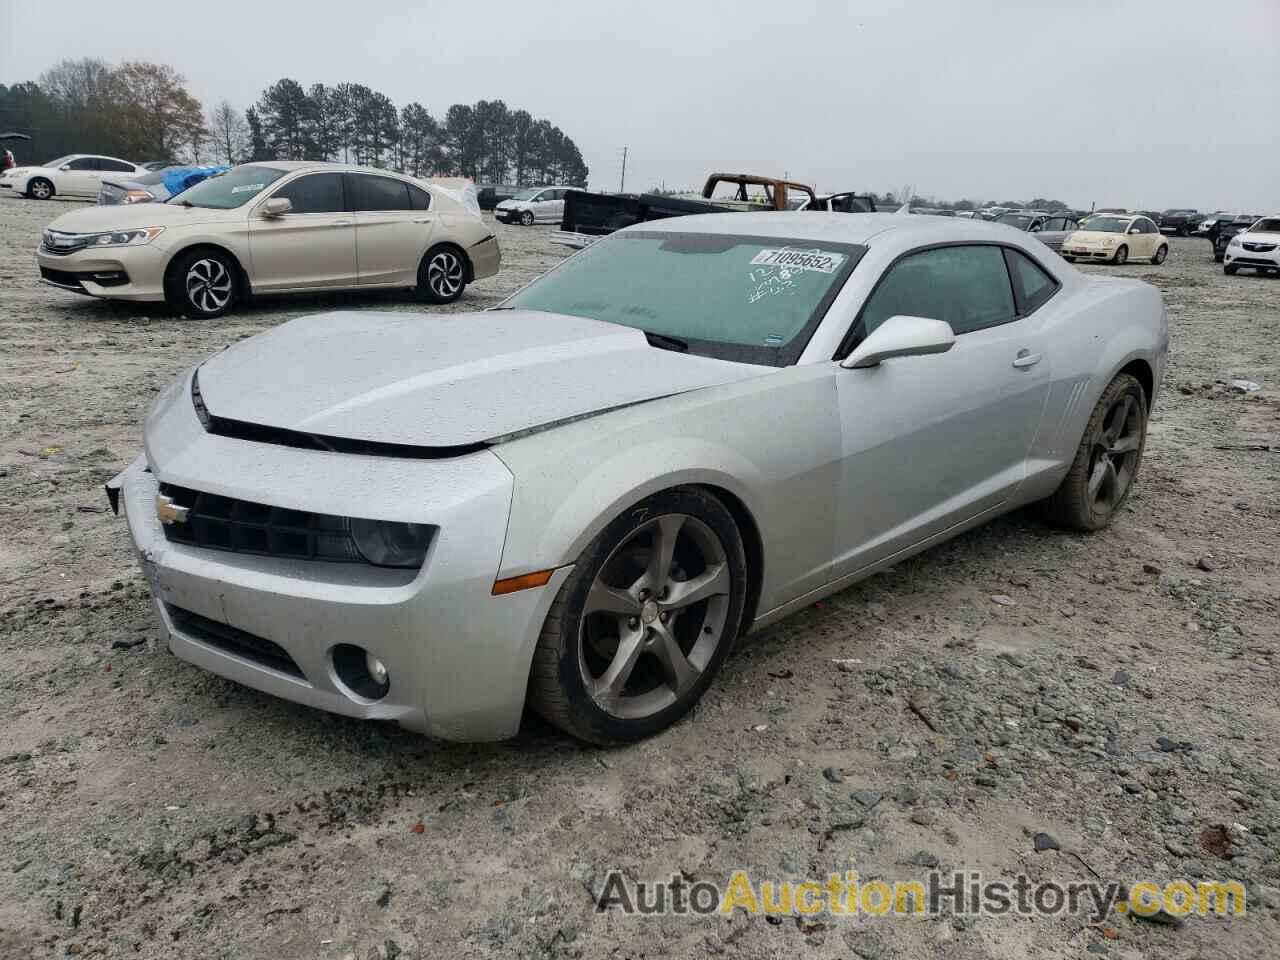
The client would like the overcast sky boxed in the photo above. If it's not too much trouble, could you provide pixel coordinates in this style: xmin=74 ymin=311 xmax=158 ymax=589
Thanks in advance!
xmin=2 ymin=0 xmax=1277 ymax=211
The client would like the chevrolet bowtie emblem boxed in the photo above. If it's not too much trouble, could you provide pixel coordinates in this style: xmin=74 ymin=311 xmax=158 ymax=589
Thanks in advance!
xmin=155 ymin=493 xmax=190 ymax=525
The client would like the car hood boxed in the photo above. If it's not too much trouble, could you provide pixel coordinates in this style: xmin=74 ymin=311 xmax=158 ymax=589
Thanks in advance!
xmin=195 ymin=310 xmax=768 ymax=448
xmin=2 ymin=165 xmax=41 ymax=178
xmin=1239 ymin=231 xmax=1280 ymax=243
xmin=47 ymin=201 xmax=240 ymax=232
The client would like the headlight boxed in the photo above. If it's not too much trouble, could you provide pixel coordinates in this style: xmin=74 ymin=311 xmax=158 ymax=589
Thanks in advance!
xmin=349 ymin=518 xmax=433 ymax=568
xmin=1229 ymin=236 xmax=1242 ymax=246
xmin=1102 ymin=237 xmax=1117 ymax=246
xmin=90 ymin=226 xmax=165 ymax=247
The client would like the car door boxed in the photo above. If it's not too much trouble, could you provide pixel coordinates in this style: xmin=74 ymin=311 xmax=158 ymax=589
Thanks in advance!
xmin=830 ymin=243 xmax=1054 ymax=579
xmin=1131 ymin=218 xmax=1156 ymax=257
xmin=529 ymin=189 xmax=557 ymax=223
xmin=59 ymin=157 xmax=100 ymax=196
xmin=350 ymin=173 xmax=435 ymax=285
xmin=248 ymin=172 xmax=357 ymax=291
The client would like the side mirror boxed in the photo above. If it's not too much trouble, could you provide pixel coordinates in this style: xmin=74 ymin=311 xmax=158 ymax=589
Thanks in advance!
xmin=59 ymin=164 xmax=71 ymax=171
xmin=840 ymin=315 xmax=956 ymax=370
xmin=260 ymin=197 xmax=292 ymax=218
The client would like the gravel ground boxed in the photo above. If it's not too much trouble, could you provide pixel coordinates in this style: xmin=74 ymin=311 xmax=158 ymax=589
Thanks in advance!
xmin=1 ymin=195 xmax=1277 ymax=960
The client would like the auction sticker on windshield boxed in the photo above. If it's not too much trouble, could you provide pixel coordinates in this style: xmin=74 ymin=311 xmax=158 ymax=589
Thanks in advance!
xmin=231 ymin=183 xmax=265 ymax=194
xmin=749 ymin=247 xmax=846 ymax=274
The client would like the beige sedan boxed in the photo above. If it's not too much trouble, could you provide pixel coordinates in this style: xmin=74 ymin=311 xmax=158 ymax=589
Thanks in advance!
xmin=35 ymin=161 xmax=501 ymax=317
xmin=1060 ymin=214 xmax=1168 ymax=265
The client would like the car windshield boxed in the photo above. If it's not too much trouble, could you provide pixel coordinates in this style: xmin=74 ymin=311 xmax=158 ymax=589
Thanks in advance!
xmin=1084 ymin=217 xmax=1131 ymax=233
xmin=997 ymin=214 xmax=1034 ymax=229
xmin=1250 ymin=218 xmax=1280 ymax=233
xmin=167 ymin=165 xmax=285 ymax=208
xmin=502 ymin=230 xmax=866 ymax=366
xmin=512 ymin=188 xmax=542 ymax=201
xmin=42 ymin=155 xmax=75 ymax=168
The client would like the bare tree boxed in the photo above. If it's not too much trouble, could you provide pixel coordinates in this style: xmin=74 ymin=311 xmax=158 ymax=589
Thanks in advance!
xmin=208 ymin=99 xmax=249 ymax=165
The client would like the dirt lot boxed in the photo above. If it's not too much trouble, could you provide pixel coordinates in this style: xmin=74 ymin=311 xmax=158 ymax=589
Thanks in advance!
xmin=1 ymin=195 xmax=1277 ymax=960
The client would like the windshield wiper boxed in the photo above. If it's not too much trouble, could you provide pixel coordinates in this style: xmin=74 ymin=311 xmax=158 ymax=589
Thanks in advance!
xmin=643 ymin=331 xmax=688 ymax=353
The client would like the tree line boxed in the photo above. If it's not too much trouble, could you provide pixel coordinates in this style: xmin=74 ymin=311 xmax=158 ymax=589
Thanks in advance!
xmin=0 ymin=58 xmax=589 ymax=186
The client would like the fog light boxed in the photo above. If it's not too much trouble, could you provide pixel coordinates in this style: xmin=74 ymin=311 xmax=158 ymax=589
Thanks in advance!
xmin=332 ymin=643 xmax=390 ymax=700
xmin=366 ymin=652 xmax=388 ymax=687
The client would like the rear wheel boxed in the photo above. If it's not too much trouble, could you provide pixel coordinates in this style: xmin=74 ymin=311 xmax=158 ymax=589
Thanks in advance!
xmin=1111 ymin=244 xmax=1128 ymax=265
xmin=27 ymin=177 xmax=53 ymax=200
xmin=416 ymin=244 xmax=467 ymax=303
xmin=528 ymin=487 xmax=747 ymax=744
xmin=164 ymin=249 xmax=238 ymax=318
xmin=1151 ymin=244 xmax=1168 ymax=265
xmin=1041 ymin=373 xmax=1147 ymax=531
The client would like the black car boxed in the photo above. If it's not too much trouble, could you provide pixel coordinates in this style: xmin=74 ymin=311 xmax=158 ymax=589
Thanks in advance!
xmin=1159 ymin=209 xmax=1200 ymax=236
xmin=1213 ymin=216 xmax=1259 ymax=262
xmin=477 ymin=183 xmax=520 ymax=211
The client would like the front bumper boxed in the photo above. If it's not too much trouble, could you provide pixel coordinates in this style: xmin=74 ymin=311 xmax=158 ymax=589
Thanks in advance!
xmin=1223 ymin=244 xmax=1280 ymax=270
xmin=108 ymin=383 xmax=569 ymax=740
xmin=493 ymin=207 xmax=525 ymax=223
xmin=36 ymin=245 xmax=167 ymax=301
xmin=1060 ymin=245 xmax=1119 ymax=260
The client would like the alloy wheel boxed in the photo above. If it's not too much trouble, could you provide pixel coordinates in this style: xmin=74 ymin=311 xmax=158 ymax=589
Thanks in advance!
xmin=578 ymin=513 xmax=731 ymax=719
xmin=185 ymin=258 xmax=233 ymax=314
xmin=426 ymin=250 xmax=463 ymax=298
xmin=30 ymin=179 xmax=51 ymax=199
xmin=1086 ymin=393 xmax=1142 ymax=515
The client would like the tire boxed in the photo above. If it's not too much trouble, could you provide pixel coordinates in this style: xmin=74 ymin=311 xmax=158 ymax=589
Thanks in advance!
xmin=520 ymin=210 xmax=534 ymax=226
xmin=528 ymin=486 xmax=748 ymax=744
xmin=416 ymin=244 xmax=468 ymax=304
xmin=1151 ymin=244 xmax=1168 ymax=265
xmin=164 ymin=249 xmax=238 ymax=319
xmin=27 ymin=177 xmax=54 ymax=200
xmin=1214 ymin=253 xmax=1224 ymax=263
xmin=1224 ymin=264 xmax=1238 ymax=275
xmin=1041 ymin=373 xmax=1147 ymax=532
xmin=1111 ymin=244 xmax=1128 ymax=265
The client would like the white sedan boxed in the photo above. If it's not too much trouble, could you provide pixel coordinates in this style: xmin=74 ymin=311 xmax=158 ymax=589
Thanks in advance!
xmin=0 ymin=154 xmax=145 ymax=200
xmin=1223 ymin=215 xmax=1280 ymax=276
xmin=106 ymin=214 xmax=1168 ymax=744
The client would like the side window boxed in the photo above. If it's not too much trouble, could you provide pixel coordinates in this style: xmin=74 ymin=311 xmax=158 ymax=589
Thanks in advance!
xmin=532 ymin=191 xmax=548 ymax=203
xmin=101 ymin=158 xmax=134 ymax=172
xmin=1004 ymin=248 xmax=1059 ymax=315
xmin=271 ymin=173 xmax=345 ymax=214
xmin=351 ymin=174 xmax=411 ymax=212
xmin=68 ymin=158 xmax=97 ymax=170
xmin=1044 ymin=218 xmax=1065 ymax=232
xmin=407 ymin=183 xmax=432 ymax=211
xmin=859 ymin=245 xmax=1016 ymax=339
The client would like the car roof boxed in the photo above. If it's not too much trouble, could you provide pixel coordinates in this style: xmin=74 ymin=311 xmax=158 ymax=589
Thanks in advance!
xmin=620 ymin=211 xmax=1051 ymax=248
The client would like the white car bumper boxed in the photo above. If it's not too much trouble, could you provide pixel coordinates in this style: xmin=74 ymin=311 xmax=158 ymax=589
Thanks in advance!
xmin=1223 ymin=241 xmax=1280 ymax=271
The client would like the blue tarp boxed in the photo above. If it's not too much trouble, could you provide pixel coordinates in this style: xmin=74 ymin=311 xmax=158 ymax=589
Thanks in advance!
xmin=161 ymin=165 xmax=230 ymax=197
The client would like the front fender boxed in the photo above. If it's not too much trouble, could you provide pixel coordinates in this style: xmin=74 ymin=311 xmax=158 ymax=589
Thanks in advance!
xmin=491 ymin=368 xmax=841 ymax=617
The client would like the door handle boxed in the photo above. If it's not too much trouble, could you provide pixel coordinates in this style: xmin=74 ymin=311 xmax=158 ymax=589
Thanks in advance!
xmin=330 ymin=219 xmax=352 ymax=226
xmin=1012 ymin=350 xmax=1042 ymax=369
xmin=412 ymin=217 xmax=431 ymax=224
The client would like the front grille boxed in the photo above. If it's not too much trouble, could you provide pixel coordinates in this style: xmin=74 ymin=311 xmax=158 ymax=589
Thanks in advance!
xmin=158 ymin=483 xmax=365 ymax=563
xmin=1232 ymin=258 xmax=1277 ymax=268
xmin=1243 ymin=242 xmax=1277 ymax=253
xmin=40 ymin=230 xmax=91 ymax=255
xmin=166 ymin=604 xmax=304 ymax=678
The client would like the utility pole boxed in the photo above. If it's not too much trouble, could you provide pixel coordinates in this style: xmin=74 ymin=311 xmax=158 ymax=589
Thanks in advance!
xmin=620 ymin=147 xmax=627 ymax=193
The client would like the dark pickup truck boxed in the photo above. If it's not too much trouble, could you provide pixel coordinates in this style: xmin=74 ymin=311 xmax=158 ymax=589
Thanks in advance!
xmin=1158 ymin=209 xmax=1201 ymax=236
xmin=554 ymin=173 xmax=878 ymax=248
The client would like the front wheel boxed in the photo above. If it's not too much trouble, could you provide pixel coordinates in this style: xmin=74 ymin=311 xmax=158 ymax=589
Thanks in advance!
xmin=416 ymin=245 xmax=467 ymax=304
xmin=164 ymin=249 xmax=238 ymax=318
xmin=520 ymin=210 xmax=534 ymax=226
xmin=1111 ymin=244 xmax=1129 ymax=265
xmin=1041 ymin=373 xmax=1147 ymax=531
xmin=27 ymin=177 xmax=54 ymax=200
xmin=1224 ymin=264 xmax=1238 ymax=275
xmin=1151 ymin=244 xmax=1168 ymax=265
xmin=528 ymin=487 xmax=748 ymax=744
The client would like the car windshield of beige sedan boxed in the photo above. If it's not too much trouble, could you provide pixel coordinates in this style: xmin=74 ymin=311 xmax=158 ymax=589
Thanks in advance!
xmin=168 ymin=165 xmax=286 ymax=209
xmin=1083 ymin=217 xmax=1132 ymax=233
xmin=502 ymin=231 xmax=865 ymax=366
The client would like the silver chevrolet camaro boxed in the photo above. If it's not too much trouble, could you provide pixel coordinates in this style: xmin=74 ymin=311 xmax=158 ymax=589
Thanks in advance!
xmin=107 ymin=213 xmax=1168 ymax=744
